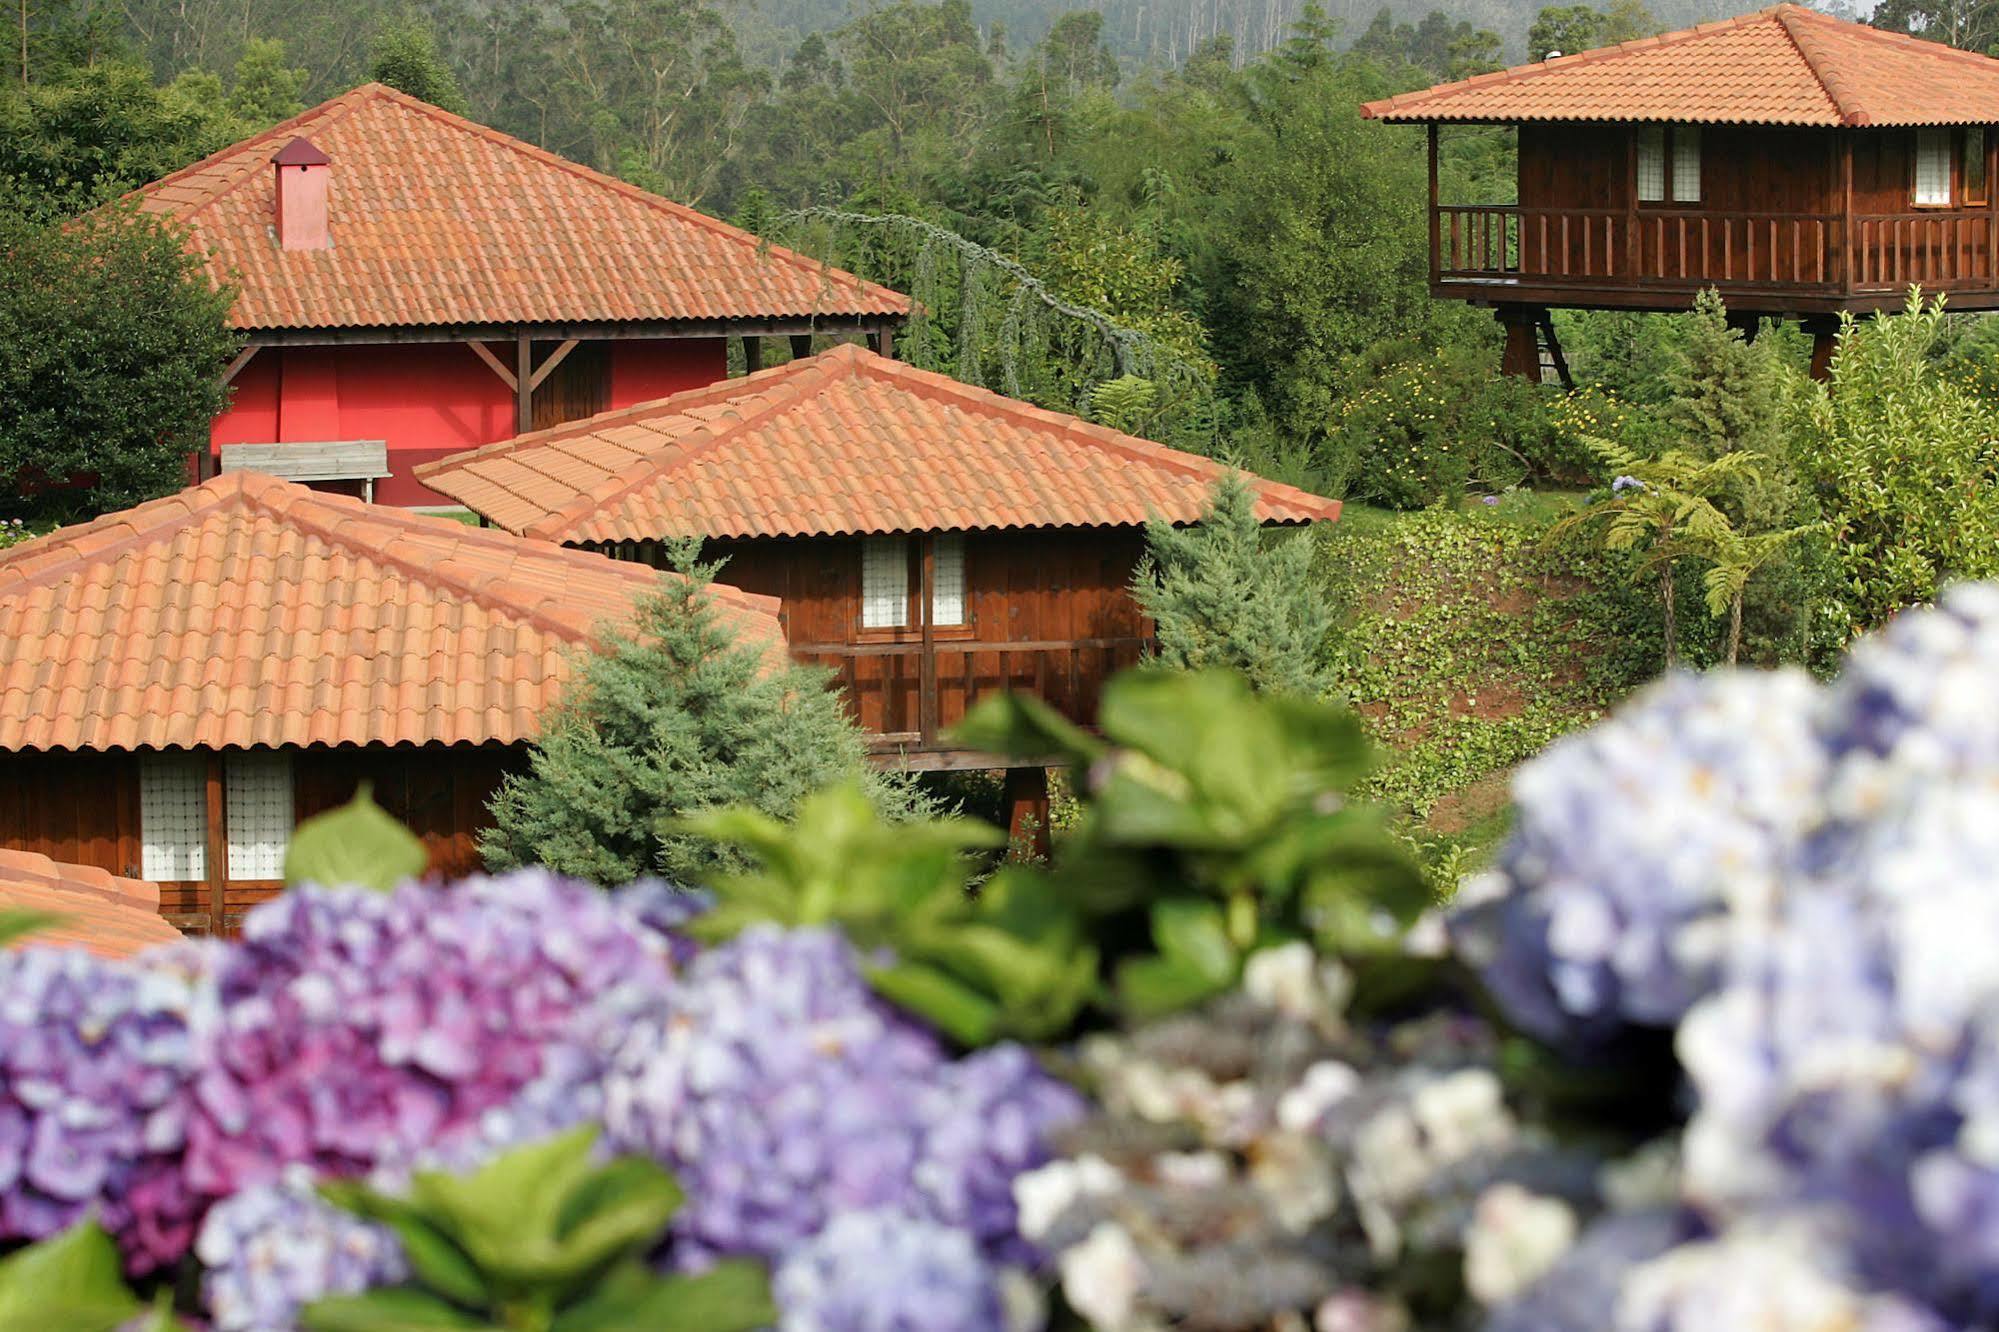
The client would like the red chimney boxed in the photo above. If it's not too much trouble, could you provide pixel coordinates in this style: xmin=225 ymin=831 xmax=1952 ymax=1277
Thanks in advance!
xmin=273 ymin=137 xmax=331 ymax=251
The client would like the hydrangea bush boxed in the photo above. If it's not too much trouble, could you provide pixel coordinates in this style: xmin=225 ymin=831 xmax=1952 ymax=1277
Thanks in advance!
xmin=8 ymin=586 xmax=1999 ymax=1329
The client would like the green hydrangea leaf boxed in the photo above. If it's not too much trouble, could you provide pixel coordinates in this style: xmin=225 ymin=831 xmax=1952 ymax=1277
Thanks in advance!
xmin=284 ymin=782 xmax=428 ymax=893
xmin=0 ymin=1220 xmax=146 ymax=1332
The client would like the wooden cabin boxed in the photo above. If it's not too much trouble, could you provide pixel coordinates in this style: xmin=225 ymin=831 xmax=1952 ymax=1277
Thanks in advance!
xmin=415 ymin=344 xmax=1344 ymax=839
xmin=0 ymin=473 xmax=783 ymax=934
xmin=1361 ymin=4 xmax=1999 ymax=377
xmin=127 ymin=83 xmax=906 ymax=506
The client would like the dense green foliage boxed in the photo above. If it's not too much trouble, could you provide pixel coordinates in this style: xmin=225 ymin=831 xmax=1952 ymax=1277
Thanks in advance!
xmin=1132 ymin=475 xmax=1340 ymax=697
xmin=1793 ymin=292 xmax=1999 ymax=641
xmin=690 ymin=668 xmax=1425 ymax=1039
xmin=1318 ymin=498 xmax=1655 ymax=882
xmin=482 ymin=552 xmax=915 ymax=885
xmin=0 ymin=204 xmax=236 ymax=521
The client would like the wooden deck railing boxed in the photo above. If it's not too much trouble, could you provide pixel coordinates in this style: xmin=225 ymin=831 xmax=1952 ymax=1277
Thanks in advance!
xmin=791 ymin=636 xmax=1152 ymax=753
xmin=1434 ymin=204 xmax=1999 ymax=294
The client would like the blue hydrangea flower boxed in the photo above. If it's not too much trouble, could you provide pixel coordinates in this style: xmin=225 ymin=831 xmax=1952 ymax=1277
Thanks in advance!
xmin=1452 ymin=669 xmax=1826 ymax=1045
xmin=774 ymin=1209 xmax=1006 ymax=1332
xmin=196 ymin=1169 xmax=407 ymax=1331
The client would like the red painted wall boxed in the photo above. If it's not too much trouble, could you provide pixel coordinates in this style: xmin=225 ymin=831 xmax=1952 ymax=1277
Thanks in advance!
xmin=211 ymin=338 xmax=729 ymax=506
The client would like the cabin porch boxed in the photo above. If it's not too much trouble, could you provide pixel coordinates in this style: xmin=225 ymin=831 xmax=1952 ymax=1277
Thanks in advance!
xmin=1432 ymin=203 xmax=1999 ymax=312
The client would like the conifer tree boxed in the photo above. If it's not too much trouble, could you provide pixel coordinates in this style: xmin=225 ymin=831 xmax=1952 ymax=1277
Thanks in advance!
xmin=1131 ymin=473 xmax=1339 ymax=698
xmin=483 ymin=547 xmax=914 ymax=885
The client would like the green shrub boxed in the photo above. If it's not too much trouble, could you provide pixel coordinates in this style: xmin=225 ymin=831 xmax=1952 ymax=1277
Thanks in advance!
xmin=1326 ymin=344 xmax=1599 ymax=508
xmin=482 ymin=548 xmax=920 ymax=885
xmin=1791 ymin=291 xmax=1999 ymax=641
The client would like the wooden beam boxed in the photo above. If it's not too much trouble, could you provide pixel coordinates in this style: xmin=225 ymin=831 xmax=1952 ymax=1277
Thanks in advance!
xmin=464 ymin=339 xmax=517 ymax=391
xmin=527 ymin=338 xmax=580 ymax=392
xmin=203 ymin=754 xmax=227 ymax=937
xmin=515 ymin=331 xmax=533 ymax=435
xmin=790 ymin=334 xmax=813 ymax=360
xmin=742 ymin=336 xmax=763 ymax=374
xmin=220 ymin=343 xmax=261 ymax=387
xmin=1003 ymin=766 xmax=1051 ymax=862
xmin=1842 ymin=133 xmax=1856 ymax=294
xmin=918 ymin=535 xmax=938 ymax=745
xmin=868 ymin=325 xmax=894 ymax=359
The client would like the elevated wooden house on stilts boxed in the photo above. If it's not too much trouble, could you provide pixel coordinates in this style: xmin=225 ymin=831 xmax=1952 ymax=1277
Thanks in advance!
xmin=417 ymin=344 xmax=1344 ymax=852
xmin=1361 ymin=4 xmax=1999 ymax=379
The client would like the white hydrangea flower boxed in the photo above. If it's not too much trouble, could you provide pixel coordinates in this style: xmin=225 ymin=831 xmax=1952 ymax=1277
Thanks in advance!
xmin=1463 ymin=1183 xmax=1578 ymax=1305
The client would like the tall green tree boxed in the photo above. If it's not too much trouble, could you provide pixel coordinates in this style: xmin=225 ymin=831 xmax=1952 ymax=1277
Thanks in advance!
xmin=1132 ymin=473 xmax=1340 ymax=697
xmin=0 ymin=203 xmax=237 ymax=520
xmin=482 ymin=548 xmax=921 ymax=885
xmin=367 ymin=15 xmax=465 ymax=113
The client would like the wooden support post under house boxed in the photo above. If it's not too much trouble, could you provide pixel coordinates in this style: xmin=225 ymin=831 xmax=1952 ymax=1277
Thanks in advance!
xmin=1496 ymin=306 xmax=1543 ymax=383
xmin=514 ymin=330 xmax=533 ymax=434
xmin=1427 ymin=123 xmax=1440 ymax=279
xmin=1804 ymin=316 xmax=1839 ymax=381
xmin=742 ymin=336 xmax=762 ymax=374
xmin=868 ymin=326 xmax=894 ymax=360
xmin=1003 ymin=766 xmax=1052 ymax=862
xmin=203 ymin=754 xmax=227 ymax=936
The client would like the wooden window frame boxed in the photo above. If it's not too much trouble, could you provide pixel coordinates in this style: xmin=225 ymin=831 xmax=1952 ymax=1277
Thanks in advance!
xmin=854 ymin=533 xmax=975 ymax=643
xmin=1963 ymin=126 xmax=1990 ymax=207
xmin=1636 ymin=125 xmax=1700 ymax=208
xmin=1913 ymin=127 xmax=1957 ymax=208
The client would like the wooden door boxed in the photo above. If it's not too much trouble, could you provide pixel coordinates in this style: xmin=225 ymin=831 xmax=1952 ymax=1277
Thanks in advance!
xmin=531 ymin=343 xmax=611 ymax=431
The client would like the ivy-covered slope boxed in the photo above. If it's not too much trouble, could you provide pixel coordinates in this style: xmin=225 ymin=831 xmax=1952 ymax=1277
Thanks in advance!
xmin=1318 ymin=495 xmax=1658 ymax=881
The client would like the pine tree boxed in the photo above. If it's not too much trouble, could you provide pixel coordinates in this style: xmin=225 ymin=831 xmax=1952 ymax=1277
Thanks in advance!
xmin=1665 ymin=289 xmax=1782 ymax=466
xmin=1131 ymin=473 xmax=1339 ymax=698
xmin=482 ymin=548 xmax=916 ymax=885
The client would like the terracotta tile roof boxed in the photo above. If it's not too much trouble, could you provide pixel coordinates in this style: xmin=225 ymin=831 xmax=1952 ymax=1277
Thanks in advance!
xmin=0 ymin=473 xmax=783 ymax=753
xmin=414 ymin=345 xmax=1344 ymax=542
xmin=1362 ymin=4 xmax=1999 ymax=126
xmin=0 ymin=850 xmax=181 ymax=959
xmin=128 ymin=83 xmax=909 ymax=331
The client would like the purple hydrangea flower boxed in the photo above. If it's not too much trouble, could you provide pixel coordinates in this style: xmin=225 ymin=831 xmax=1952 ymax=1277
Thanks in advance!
xmin=774 ymin=1209 xmax=1007 ymax=1332
xmin=1610 ymin=475 xmax=1645 ymax=494
xmin=0 ymin=945 xmax=208 ymax=1270
xmin=601 ymin=926 xmax=946 ymax=1263
xmin=914 ymin=1044 xmax=1087 ymax=1264
xmin=184 ymin=871 xmax=676 ymax=1200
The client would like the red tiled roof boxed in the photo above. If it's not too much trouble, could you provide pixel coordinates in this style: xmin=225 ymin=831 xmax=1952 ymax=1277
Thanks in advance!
xmin=0 ymin=850 xmax=181 ymax=959
xmin=414 ymin=345 xmax=1344 ymax=542
xmin=129 ymin=83 xmax=909 ymax=331
xmin=1361 ymin=4 xmax=1999 ymax=126
xmin=0 ymin=472 xmax=783 ymax=753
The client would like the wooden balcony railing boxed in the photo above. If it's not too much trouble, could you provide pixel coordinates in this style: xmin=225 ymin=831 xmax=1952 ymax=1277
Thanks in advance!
xmin=1433 ymin=204 xmax=1999 ymax=295
xmin=791 ymin=636 xmax=1152 ymax=755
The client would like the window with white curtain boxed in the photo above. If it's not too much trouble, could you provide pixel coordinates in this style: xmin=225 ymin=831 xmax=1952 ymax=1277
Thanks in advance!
xmin=1636 ymin=125 xmax=1667 ymax=202
xmin=226 ymin=751 xmax=294 ymax=880
xmin=140 ymin=755 xmax=207 ymax=881
xmin=931 ymin=534 xmax=967 ymax=627
xmin=1916 ymin=128 xmax=1953 ymax=205
xmin=1670 ymin=126 xmax=1701 ymax=202
xmin=861 ymin=536 xmax=909 ymax=629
